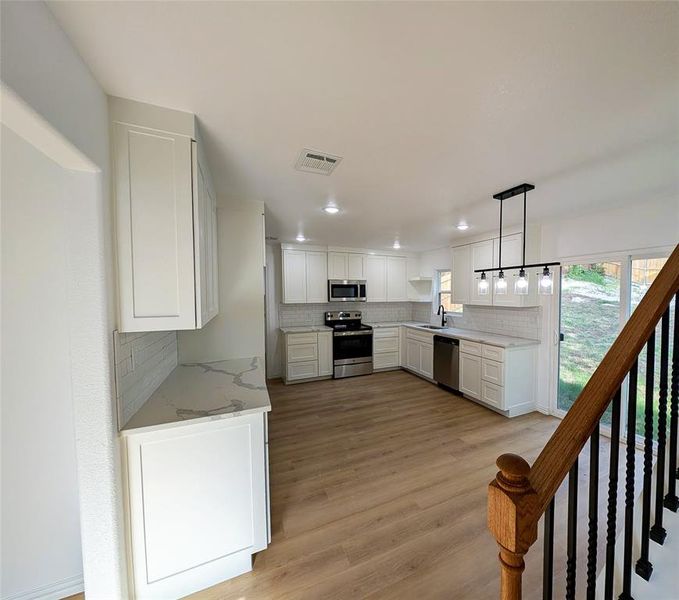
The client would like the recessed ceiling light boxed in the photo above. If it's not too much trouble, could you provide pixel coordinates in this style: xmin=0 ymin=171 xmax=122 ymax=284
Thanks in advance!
xmin=323 ymin=205 xmax=339 ymax=214
xmin=296 ymin=234 xmax=306 ymax=242
xmin=393 ymin=241 xmax=401 ymax=249
xmin=457 ymin=223 xmax=469 ymax=231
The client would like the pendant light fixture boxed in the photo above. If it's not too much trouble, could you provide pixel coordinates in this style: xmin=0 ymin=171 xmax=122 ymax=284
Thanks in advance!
xmin=475 ymin=183 xmax=559 ymax=296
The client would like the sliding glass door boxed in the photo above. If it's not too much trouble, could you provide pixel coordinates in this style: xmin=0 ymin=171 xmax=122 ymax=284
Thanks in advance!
xmin=555 ymin=253 xmax=672 ymax=439
xmin=557 ymin=262 xmax=622 ymax=415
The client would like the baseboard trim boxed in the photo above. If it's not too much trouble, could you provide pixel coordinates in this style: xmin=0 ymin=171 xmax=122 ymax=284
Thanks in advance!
xmin=3 ymin=574 xmax=84 ymax=600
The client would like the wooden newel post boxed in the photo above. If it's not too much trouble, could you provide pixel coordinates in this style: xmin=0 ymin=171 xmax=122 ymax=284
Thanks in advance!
xmin=488 ymin=453 xmax=539 ymax=600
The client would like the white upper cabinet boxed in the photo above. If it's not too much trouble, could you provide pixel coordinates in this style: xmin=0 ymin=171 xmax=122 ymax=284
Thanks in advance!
xmin=327 ymin=252 xmax=348 ymax=280
xmin=386 ymin=257 xmax=408 ymax=301
xmin=111 ymin=97 xmax=219 ymax=332
xmin=193 ymin=142 xmax=219 ymax=328
xmin=282 ymin=249 xmax=307 ymax=303
xmin=366 ymin=255 xmax=387 ymax=302
xmin=282 ymin=248 xmax=327 ymax=303
xmin=347 ymin=253 xmax=365 ymax=279
xmin=469 ymin=239 xmax=495 ymax=305
xmin=328 ymin=252 xmax=365 ymax=280
xmin=305 ymin=251 xmax=328 ymax=302
xmin=451 ymin=245 xmax=470 ymax=304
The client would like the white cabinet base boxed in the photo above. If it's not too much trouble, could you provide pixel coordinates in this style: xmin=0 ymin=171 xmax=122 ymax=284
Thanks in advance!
xmin=123 ymin=414 xmax=268 ymax=599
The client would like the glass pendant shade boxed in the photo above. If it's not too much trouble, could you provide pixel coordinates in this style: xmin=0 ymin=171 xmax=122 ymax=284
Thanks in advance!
xmin=478 ymin=272 xmax=489 ymax=295
xmin=515 ymin=269 xmax=529 ymax=295
xmin=494 ymin=271 xmax=508 ymax=295
xmin=539 ymin=267 xmax=554 ymax=295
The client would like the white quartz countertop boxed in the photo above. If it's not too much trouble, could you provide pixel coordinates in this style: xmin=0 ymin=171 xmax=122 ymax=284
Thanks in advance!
xmin=280 ymin=325 xmax=332 ymax=334
xmin=365 ymin=322 xmax=539 ymax=348
xmin=121 ymin=356 xmax=271 ymax=434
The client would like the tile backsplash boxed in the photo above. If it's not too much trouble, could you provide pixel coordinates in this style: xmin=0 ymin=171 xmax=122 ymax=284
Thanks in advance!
xmin=114 ymin=330 xmax=178 ymax=427
xmin=278 ymin=301 xmax=541 ymax=340
xmin=449 ymin=305 xmax=542 ymax=340
xmin=279 ymin=302 xmax=414 ymax=326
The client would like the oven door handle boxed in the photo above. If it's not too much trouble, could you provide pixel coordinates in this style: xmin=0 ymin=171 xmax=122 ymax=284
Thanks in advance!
xmin=333 ymin=330 xmax=373 ymax=337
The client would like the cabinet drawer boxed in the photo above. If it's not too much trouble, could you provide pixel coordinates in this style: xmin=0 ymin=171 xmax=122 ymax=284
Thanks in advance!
xmin=287 ymin=343 xmax=318 ymax=363
xmin=481 ymin=380 xmax=504 ymax=409
xmin=481 ymin=358 xmax=504 ymax=386
xmin=374 ymin=352 xmax=399 ymax=369
xmin=482 ymin=344 xmax=504 ymax=363
xmin=460 ymin=339 xmax=482 ymax=356
xmin=406 ymin=328 xmax=434 ymax=344
xmin=287 ymin=360 xmax=318 ymax=381
xmin=374 ymin=337 xmax=399 ymax=353
xmin=374 ymin=327 xmax=399 ymax=339
xmin=286 ymin=332 xmax=318 ymax=346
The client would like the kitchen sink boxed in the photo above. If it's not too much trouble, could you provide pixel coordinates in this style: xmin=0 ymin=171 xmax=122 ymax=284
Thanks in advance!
xmin=419 ymin=325 xmax=446 ymax=330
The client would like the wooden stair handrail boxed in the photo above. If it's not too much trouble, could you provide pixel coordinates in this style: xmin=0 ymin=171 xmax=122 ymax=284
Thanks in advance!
xmin=488 ymin=243 xmax=679 ymax=600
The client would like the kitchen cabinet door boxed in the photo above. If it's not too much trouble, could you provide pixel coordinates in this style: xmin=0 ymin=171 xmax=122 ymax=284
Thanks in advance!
xmin=419 ymin=343 xmax=433 ymax=379
xmin=124 ymin=415 xmax=267 ymax=598
xmin=386 ymin=257 xmax=408 ymax=302
xmin=282 ymin=250 xmax=307 ymax=303
xmin=318 ymin=331 xmax=333 ymax=376
xmin=305 ymin=252 xmax=328 ymax=303
xmin=460 ymin=352 xmax=482 ymax=399
xmin=327 ymin=252 xmax=348 ymax=280
xmin=451 ymin=245 xmax=470 ymax=304
xmin=406 ymin=339 xmax=421 ymax=373
xmin=366 ymin=256 xmax=387 ymax=302
xmin=468 ymin=240 xmax=494 ymax=306
xmin=347 ymin=254 xmax=365 ymax=279
xmin=114 ymin=122 xmax=196 ymax=331
xmin=193 ymin=144 xmax=219 ymax=327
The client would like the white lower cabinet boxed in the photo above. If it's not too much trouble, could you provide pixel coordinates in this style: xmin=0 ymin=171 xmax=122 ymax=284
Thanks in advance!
xmin=373 ymin=327 xmax=401 ymax=371
xmin=460 ymin=352 xmax=482 ymax=399
xmin=460 ymin=343 xmax=537 ymax=416
xmin=403 ymin=328 xmax=434 ymax=380
xmin=123 ymin=413 xmax=268 ymax=599
xmin=284 ymin=331 xmax=333 ymax=383
xmin=318 ymin=331 xmax=333 ymax=376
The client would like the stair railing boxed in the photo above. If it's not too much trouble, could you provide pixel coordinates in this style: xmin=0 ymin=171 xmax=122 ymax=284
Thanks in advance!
xmin=488 ymin=243 xmax=679 ymax=600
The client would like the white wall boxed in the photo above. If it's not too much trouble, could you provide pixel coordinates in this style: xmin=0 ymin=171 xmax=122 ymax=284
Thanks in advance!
xmin=1 ymin=1 xmax=126 ymax=597
xmin=540 ymin=196 xmax=678 ymax=261
xmin=179 ymin=202 xmax=266 ymax=363
xmin=1 ymin=127 xmax=84 ymax=599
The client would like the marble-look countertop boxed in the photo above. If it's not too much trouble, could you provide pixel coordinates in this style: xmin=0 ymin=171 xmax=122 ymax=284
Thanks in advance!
xmin=402 ymin=323 xmax=539 ymax=348
xmin=121 ymin=356 xmax=271 ymax=434
xmin=280 ymin=325 xmax=332 ymax=334
xmin=365 ymin=321 xmax=539 ymax=348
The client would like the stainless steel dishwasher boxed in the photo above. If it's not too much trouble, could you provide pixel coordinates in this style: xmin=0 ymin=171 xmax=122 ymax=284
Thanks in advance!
xmin=433 ymin=336 xmax=460 ymax=392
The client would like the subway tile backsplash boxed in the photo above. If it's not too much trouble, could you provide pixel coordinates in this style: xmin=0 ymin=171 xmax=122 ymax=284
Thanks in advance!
xmin=449 ymin=305 xmax=542 ymax=340
xmin=113 ymin=330 xmax=178 ymax=427
xmin=279 ymin=301 xmax=541 ymax=341
xmin=279 ymin=302 xmax=414 ymax=326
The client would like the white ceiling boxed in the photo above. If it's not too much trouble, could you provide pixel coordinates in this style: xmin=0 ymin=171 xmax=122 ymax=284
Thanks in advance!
xmin=48 ymin=1 xmax=679 ymax=252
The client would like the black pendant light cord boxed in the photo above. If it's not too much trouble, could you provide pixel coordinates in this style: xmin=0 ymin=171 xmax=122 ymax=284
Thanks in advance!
xmin=522 ymin=190 xmax=527 ymax=269
xmin=498 ymin=198 xmax=503 ymax=271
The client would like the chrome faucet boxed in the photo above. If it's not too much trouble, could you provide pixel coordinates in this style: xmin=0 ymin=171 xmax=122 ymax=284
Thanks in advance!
xmin=436 ymin=304 xmax=447 ymax=327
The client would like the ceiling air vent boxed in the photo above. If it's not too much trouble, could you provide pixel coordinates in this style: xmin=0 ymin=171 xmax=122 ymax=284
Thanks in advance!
xmin=295 ymin=148 xmax=342 ymax=175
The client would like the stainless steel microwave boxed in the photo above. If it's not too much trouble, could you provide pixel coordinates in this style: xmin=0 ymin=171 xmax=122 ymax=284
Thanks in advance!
xmin=328 ymin=280 xmax=367 ymax=302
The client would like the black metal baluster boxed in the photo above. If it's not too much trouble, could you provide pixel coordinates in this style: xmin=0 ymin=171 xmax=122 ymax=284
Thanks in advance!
xmin=543 ymin=497 xmax=555 ymax=600
xmin=650 ymin=308 xmax=670 ymax=544
xmin=636 ymin=332 xmax=655 ymax=580
xmin=619 ymin=360 xmax=638 ymax=600
xmin=587 ymin=423 xmax=600 ymax=600
xmin=604 ymin=389 xmax=621 ymax=600
xmin=665 ymin=294 xmax=678 ymax=512
xmin=566 ymin=459 xmax=579 ymax=600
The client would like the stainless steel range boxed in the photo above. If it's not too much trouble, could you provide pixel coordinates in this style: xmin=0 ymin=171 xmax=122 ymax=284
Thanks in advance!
xmin=324 ymin=311 xmax=373 ymax=379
